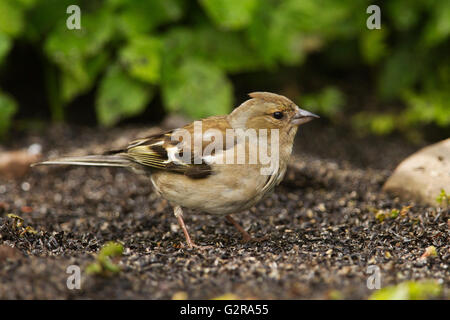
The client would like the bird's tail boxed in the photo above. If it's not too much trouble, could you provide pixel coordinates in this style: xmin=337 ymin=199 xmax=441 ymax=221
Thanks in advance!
xmin=31 ymin=154 xmax=132 ymax=168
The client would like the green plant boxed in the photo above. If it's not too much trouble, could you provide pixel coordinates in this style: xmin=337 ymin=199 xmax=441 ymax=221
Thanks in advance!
xmin=436 ymin=189 xmax=449 ymax=207
xmin=374 ymin=208 xmax=403 ymax=222
xmin=86 ymin=241 xmax=124 ymax=276
xmin=369 ymin=280 xmax=443 ymax=300
xmin=0 ymin=0 xmax=448 ymax=137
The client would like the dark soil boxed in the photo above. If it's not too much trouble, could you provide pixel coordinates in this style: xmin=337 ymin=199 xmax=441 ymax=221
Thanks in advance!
xmin=0 ymin=123 xmax=448 ymax=299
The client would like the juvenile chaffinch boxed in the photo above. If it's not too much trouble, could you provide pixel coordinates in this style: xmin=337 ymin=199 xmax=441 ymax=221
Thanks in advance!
xmin=34 ymin=92 xmax=318 ymax=248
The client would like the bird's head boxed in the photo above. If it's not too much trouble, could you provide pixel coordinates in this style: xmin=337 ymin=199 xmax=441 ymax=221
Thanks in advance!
xmin=228 ymin=92 xmax=319 ymax=131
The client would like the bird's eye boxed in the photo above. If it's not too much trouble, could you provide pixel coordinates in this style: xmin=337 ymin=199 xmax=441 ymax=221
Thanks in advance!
xmin=273 ymin=111 xmax=284 ymax=119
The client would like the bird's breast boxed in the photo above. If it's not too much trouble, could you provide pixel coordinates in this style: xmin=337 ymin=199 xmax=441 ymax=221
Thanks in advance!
xmin=150 ymin=162 xmax=284 ymax=215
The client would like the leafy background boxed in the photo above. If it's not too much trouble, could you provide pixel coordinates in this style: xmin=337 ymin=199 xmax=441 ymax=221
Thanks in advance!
xmin=0 ymin=0 xmax=448 ymax=141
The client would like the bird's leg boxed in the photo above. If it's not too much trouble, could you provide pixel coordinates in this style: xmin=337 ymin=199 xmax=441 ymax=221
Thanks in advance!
xmin=174 ymin=206 xmax=211 ymax=249
xmin=174 ymin=206 xmax=195 ymax=248
xmin=226 ymin=214 xmax=269 ymax=243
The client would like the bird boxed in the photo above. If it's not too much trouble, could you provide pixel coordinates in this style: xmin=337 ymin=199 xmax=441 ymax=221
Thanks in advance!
xmin=33 ymin=92 xmax=319 ymax=248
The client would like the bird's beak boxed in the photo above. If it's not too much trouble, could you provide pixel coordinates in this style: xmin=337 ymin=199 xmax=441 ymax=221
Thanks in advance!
xmin=291 ymin=106 xmax=320 ymax=126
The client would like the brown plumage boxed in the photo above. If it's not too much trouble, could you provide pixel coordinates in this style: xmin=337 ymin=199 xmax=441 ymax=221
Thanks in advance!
xmin=33 ymin=92 xmax=319 ymax=248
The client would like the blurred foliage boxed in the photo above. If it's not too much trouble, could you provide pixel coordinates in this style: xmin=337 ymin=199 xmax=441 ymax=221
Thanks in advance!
xmin=302 ymin=86 xmax=346 ymax=119
xmin=0 ymin=90 xmax=17 ymax=137
xmin=369 ymin=280 xmax=443 ymax=300
xmin=0 ymin=0 xmax=448 ymax=138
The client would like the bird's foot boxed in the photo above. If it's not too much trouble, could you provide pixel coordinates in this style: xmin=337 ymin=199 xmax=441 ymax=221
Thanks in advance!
xmin=174 ymin=206 xmax=213 ymax=250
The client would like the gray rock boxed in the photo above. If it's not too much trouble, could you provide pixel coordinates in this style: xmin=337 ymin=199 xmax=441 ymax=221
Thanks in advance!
xmin=383 ymin=138 xmax=450 ymax=206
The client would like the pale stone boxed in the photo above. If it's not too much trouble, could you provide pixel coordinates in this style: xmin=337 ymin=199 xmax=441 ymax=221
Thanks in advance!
xmin=383 ymin=138 xmax=450 ymax=206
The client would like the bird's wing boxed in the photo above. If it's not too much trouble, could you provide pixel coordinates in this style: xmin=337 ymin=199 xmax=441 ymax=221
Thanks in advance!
xmin=116 ymin=116 xmax=233 ymax=179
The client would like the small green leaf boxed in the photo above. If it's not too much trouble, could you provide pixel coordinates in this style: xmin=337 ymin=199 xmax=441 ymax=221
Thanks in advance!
xmin=43 ymin=8 xmax=115 ymax=108
xmin=98 ymin=241 xmax=124 ymax=259
xmin=163 ymin=27 xmax=262 ymax=74
xmin=436 ymin=189 xmax=448 ymax=206
xmin=0 ymin=0 xmax=25 ymax=37
xmin=195 ymin=28 xmax=262 ymax=73
xmin=120 ymin=36 xmax=162 ymax=84
xmin=422 ymin=246 xmax=437 ymax=258
xmin=116 ymin=0 xmax=184 ymax=37
xmin=85 ymin=262 xmax=102 ymax=275
xmin=390 ymin=209 xmax=400 ymax=219
xmin=59 ymin=60 xmax=90 ymax=103
xmin=44 ymin=10 xmax=114 ymax=69
xmin=24 ymin=0 xmax=73 ymax=41
xmin=96 ymin=65 xmax=153 ymax=127
xmin=162 ymin=59 xmax=233 ymax=119
xmin=247 ymin=1 xmax=305 ymax=66
xmin=60 ymin=52 xmax=109 ymax=103
xmin=86 ymin=242 xmax=124 ymax=276
xmin=200 ymin=0 xmax=258 ymax=30
xmin=375 ymin=210 xmax=386 ymax=223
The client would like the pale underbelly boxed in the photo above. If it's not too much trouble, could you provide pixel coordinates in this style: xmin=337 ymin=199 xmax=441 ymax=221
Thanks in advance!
xmin=150 ymin=164 xmax=281 ymax=215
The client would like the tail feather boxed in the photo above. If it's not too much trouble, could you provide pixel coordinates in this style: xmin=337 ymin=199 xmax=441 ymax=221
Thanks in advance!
xmin=31 ymin=155 xmax=131 ymax=168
